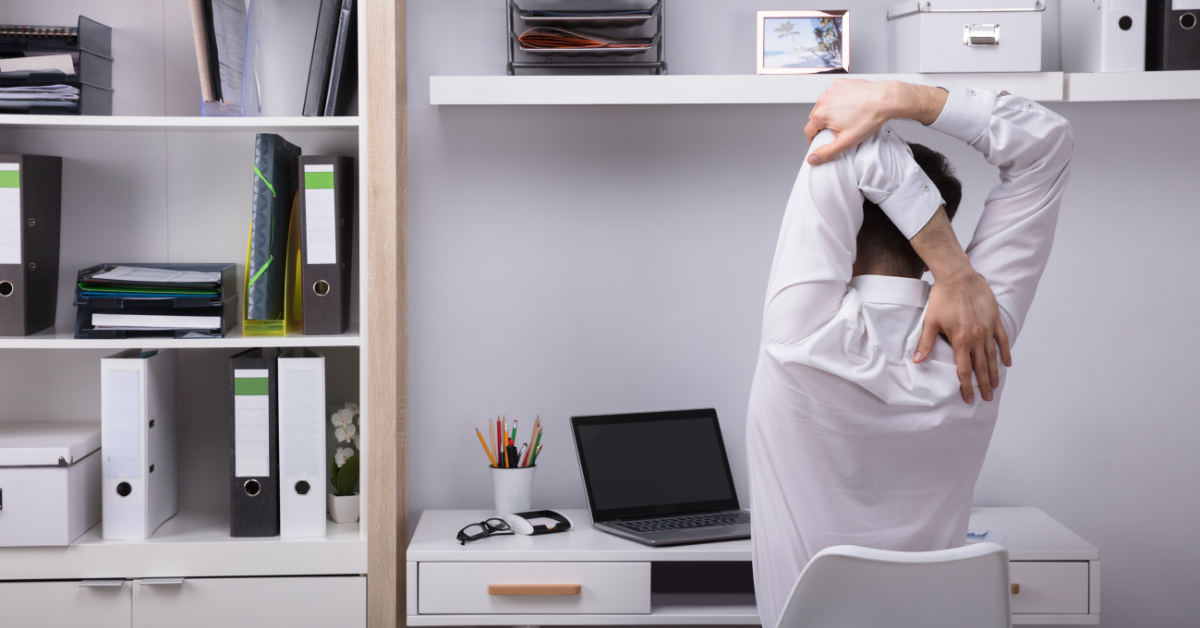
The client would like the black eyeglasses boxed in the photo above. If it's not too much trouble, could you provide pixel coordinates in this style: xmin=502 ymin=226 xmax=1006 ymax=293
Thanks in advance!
xmin=457 ymin=518 xmax=513 ymax=545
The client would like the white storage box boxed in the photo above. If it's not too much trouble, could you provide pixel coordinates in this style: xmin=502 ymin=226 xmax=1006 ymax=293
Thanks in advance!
xmin=887 ymin=0 xmax=1045 ymax=73
xmin=1061 ymin=0 xmax=1146 ymax=72
xmin=0 ymin=421 xmax=102 ymax=546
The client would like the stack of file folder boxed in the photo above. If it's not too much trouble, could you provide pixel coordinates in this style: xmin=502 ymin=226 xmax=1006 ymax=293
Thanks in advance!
xmin=0 ymin=16 xmax=113 ymax=115
xmin=73 ymin=263 xmax=238 ymax=339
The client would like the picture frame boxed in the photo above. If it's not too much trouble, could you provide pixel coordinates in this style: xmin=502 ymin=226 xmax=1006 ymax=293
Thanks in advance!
xmin=757 ymin=10 xmax=850 ymax=75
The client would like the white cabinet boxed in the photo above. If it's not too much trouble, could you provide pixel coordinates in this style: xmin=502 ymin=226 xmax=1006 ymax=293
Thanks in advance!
xmin=0 ymin=580 xmax=130 ymax=628
xmin=131 ymin=576 xmax=365 ymax=628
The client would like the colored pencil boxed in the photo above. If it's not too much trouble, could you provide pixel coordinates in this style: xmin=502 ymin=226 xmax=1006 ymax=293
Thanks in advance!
xmin=529 ymin=429 xmax=542 ymax=466
xmin=476 ymin=428 xmax=497 ymax=467
xmin=522 ymin=416 xmax=541 ymax=467
xmin=532 ymin=443 xmax=543 ymax=465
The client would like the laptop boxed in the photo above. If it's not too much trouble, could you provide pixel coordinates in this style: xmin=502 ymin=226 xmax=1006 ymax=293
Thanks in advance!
xmin=570 ymin=408 xmax=750 ymax=546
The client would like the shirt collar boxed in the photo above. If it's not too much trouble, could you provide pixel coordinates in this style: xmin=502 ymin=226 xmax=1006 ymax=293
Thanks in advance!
xmin=848 ymin=274 xmax=930 ymax=308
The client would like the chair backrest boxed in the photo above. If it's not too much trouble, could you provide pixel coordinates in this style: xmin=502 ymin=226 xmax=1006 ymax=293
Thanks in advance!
xmin=775 ymin=542 xmax=1012 ymax=628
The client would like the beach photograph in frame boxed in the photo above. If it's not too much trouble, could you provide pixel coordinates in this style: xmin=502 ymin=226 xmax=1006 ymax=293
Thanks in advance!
xmin=757 ymin=10 xmax=849 ymax=74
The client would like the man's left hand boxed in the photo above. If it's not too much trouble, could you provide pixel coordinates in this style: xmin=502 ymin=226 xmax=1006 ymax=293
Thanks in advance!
xmin=805 ymin=80 xmax=949 ymax=165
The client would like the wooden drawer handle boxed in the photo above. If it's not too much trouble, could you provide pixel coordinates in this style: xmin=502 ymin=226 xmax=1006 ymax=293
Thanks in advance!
xmin=1011 ymin=583 xmax=1020 ymax=595
xmin=489 ymin=584 xmax=582 ymax=596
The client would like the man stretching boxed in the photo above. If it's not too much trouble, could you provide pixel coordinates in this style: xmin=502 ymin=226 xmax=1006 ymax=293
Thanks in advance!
xmin=746 ymin=81 xmax=1073 ymax=627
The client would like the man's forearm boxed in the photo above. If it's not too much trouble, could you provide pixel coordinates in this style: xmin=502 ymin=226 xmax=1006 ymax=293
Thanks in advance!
xmin=883 ymin=82 xmax=950 ymax=127
xmin=910 ymin=206 xmax=972 ymax=281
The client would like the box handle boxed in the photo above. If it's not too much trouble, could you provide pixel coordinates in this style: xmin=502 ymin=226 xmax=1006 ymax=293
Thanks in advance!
xmin=80 ymin=579 xmax=125 ymax=587
xmin=141 ymin=578 xmax=186 ymax=585
xmin=964 ymin=24 xmax=1000 ymax=46
xmin=489 ymin=584 xmax=582 ymax=596
xmin=1011 ymin=582 xmax=1020 ymax=595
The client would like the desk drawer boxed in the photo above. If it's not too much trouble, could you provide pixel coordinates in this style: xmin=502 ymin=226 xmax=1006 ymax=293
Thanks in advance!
xmin=0 ymin=580 xmax=131 ymax=628
xmin=419 ymin=562 xmax=651 ymax=614
xmin=1010 ymin=561 xmax=1090 ymax=614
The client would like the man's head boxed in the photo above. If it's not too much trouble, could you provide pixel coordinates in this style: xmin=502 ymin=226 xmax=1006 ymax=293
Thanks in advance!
xmin=853 ymin=142 xmax=962 ymax=279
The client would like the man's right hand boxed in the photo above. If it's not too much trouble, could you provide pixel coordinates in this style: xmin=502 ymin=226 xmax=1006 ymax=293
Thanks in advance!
xmin=909 ymin=208 xmax=1012 ymax=404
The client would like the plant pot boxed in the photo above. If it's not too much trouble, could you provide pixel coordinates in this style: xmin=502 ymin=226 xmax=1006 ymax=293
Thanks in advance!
xmin=327 ymin=492 xmax=360 ymax=524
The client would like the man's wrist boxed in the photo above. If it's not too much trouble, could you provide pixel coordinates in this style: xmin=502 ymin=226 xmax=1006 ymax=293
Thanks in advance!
xmin=887 ymin=82 xmax=949 ymax=126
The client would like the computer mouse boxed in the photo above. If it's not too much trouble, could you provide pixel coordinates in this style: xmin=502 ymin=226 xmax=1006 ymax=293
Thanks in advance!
xmin=501 ymin=513 xmax=535 ymax=535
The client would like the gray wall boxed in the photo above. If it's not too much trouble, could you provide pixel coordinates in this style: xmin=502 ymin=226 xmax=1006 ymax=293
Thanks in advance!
xmin=408 ymin=1 xmax=1200 ymax=626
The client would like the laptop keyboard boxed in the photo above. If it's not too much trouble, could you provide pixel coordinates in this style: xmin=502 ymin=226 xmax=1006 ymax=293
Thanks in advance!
xmin=614 ymin=511 xmax=750 ymax=534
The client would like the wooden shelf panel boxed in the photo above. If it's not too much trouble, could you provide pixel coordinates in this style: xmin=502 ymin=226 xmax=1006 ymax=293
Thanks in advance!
xmin=0 ymin=115 xmax=360 ymax=131
xmin=0 ymin=324 xmax=361 ymax=349
xmin=0 ymin=508 xmax=366 ymax=580
xmin=430 ymin=73 xmax=1066 ymax=105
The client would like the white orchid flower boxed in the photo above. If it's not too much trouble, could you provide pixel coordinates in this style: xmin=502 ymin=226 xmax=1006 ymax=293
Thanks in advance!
xmin=346 ymin=402 xmax=359 ymax=415
xmin=331 ymin=408 xmax=354 ymax=428
xmin=352 ymin=433 xmax=360 ymax=448
xmin=334 ymin=422 xmax=357 ymax=443
xmin=334 ymin=446 xmax=355 ymax=467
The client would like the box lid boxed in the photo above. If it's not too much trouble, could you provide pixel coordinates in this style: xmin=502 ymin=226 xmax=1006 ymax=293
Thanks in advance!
xmin=0 ymin=421 xmax=102 ymax=467
xmin=888 ymin=0 xmax=1044 ymax=19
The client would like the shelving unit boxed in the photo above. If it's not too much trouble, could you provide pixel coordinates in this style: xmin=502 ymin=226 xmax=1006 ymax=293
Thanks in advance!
xmin=430 ymin=71 xmax=1200 ymax=105
xmin=0 ymin=1 xmax=404 ymax=627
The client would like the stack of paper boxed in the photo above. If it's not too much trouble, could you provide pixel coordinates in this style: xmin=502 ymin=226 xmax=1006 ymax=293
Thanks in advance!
xmin=518 ymin=27 xmax=652 ymax=50
xmin=73 ymin=263 xmax=237 ymax=339
xmin=0 ymin=84 xmax=79 ymax=111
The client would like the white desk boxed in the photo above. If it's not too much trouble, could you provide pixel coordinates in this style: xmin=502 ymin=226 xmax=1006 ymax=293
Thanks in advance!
xmin=407 ymin=507 xmax=1099 ymax=626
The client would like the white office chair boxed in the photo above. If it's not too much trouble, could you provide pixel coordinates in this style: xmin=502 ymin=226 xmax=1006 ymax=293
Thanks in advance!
xmin=775 ymin=542 xmax=1012 ymax=628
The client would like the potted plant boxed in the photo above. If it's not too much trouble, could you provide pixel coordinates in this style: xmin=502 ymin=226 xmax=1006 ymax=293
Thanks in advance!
xmin=328 ymin=402 xmax=360 ymax=524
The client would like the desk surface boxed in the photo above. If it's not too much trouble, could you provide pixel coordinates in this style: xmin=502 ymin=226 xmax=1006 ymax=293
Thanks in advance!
xmin=408 ymin=507 xmax=1098 ymax=562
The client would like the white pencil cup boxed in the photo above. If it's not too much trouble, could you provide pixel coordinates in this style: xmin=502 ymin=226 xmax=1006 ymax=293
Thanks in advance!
xmin=491 ymin=466 xmax=536 ymax=515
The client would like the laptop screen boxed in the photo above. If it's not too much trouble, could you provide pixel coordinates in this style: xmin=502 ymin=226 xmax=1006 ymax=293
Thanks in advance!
xmin=571 ymin=409 xmax=740 ymax=522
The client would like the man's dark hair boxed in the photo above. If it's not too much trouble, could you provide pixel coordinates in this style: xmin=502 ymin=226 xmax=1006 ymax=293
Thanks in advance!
xmin=857 ymin=142 xmax=963 ymax=278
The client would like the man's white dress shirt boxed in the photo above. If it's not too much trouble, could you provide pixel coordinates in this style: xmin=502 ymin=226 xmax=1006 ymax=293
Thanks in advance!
xmin=746 ymin=84 xmax=1073 ymax=628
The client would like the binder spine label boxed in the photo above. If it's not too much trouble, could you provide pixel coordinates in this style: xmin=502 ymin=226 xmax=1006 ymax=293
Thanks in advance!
xmin=0 ymin=163 xmax=19 ymax=265
xmin=234 ymin=369 xmax=271 ymax=477
xmin=103 ymin=367 xmax=143 ymax=479
xmin=304 ymin=165 xmax=337 ymax=265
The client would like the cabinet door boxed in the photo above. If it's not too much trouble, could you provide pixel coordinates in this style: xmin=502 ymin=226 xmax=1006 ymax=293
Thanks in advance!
xmin=0 ymin=580 xmax=130 ymax=628
xmin=132 ymin=576 xmax=364 ymax=628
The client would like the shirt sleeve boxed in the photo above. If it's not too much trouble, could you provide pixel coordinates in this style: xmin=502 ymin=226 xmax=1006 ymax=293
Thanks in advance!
xmin=928 ymin=83 xmax=1075 ymax=345
xmin=762 ymin=124 xmax=945 ymax=344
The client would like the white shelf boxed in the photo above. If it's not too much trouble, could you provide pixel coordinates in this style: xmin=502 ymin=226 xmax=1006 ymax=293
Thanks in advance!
xmin=430 ymin=73 xmax=1065 ymax=105
xmin=1065 ymin=70 xmax=1200 ymax=102
xmin=405 ymin=594 xmax=1096 ymax=626
xmin=0 ymin=115 xmax=359 ymax=131
xmin=0 ymin=508 xmax=366 ymax=580
xmin=433 ymin=71 xmax=1200 ymax=105
xmin=407 ymin=507 xmax=1098 ymax=563
xmin=407 ymin=595 xmax=760 ymax=626
xmin=0 ymin=323 xmax=360 ymax=349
